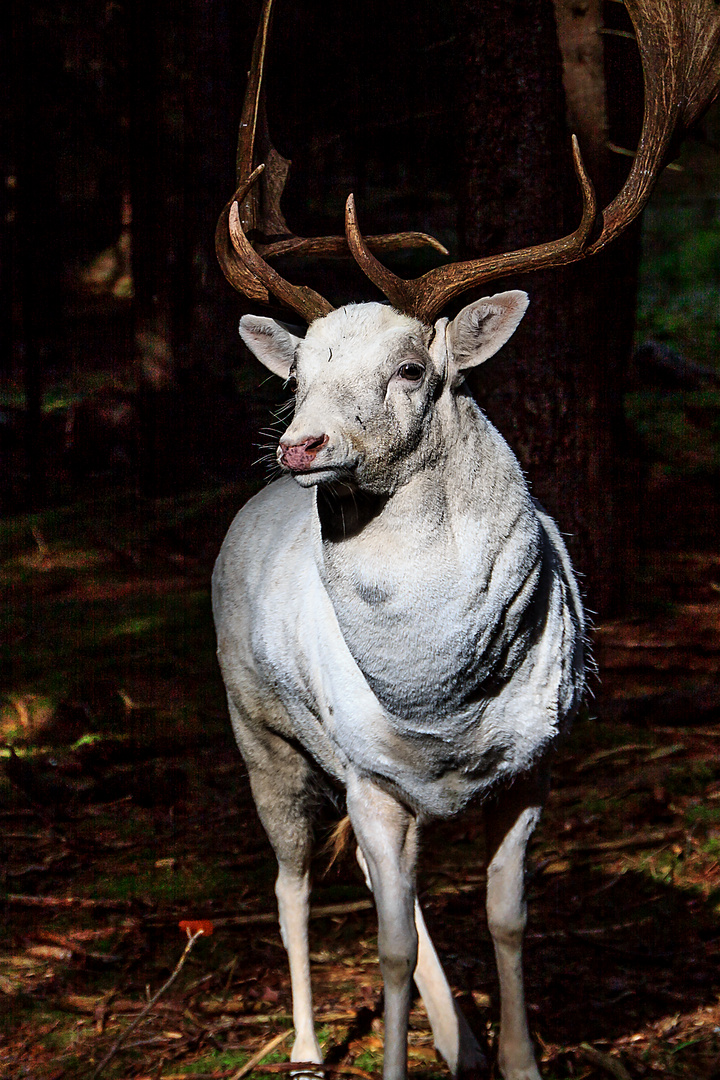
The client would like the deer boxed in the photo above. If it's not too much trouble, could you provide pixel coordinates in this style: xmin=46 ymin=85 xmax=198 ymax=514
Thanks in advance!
xmin=212 ymin=3 xmax=720 ymax=1078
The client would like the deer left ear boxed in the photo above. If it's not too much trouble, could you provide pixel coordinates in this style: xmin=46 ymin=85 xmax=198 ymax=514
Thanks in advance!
xmin=446 ymin=291 xmax=529 ymax=376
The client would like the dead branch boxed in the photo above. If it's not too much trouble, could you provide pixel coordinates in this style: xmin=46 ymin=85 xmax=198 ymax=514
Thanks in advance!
xmin=211 ymin=899 xmax=374 ymax=928
xmin=579 ymin=1042 xmax=633 ymax=1080
xmin=564 ymin=827 xmax=684 ymax=854
xmin=7 ymin=893 xmax=137 ymax=911
xmin=228 ymin=1028 xmax=293 ymax=1080
xmin=56 ymin=993 xmax=357 ymax=1024
xmin=91 ymin=928 xmax=206 ymax=1080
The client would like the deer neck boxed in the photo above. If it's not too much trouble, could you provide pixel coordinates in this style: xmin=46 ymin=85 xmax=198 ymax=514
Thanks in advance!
xmin=313 ymin=395 xmax=542 ymax=722
xmin=316 ymin=392 xmax=529 ymax=555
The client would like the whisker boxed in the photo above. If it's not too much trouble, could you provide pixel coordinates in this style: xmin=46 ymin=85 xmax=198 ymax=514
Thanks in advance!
xmin=271 ymin=398 xmax=295 ymax=420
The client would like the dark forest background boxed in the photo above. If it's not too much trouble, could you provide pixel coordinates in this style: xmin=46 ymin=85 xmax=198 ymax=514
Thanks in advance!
xmin=2 ymin=0 xmax=718 ymax=612
xmin=2 ymin=3 xmax=720 ymax=1078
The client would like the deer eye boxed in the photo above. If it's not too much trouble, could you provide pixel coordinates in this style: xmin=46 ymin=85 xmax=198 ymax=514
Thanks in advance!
xmin=395 ymin=362 xmax=425 ymax=383
xmin=286 ymin=374 xmax=298 ymax=394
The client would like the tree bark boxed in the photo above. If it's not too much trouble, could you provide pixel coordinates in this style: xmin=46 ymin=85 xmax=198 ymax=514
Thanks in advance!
xmin=455 ymin=0 xmax=642 ymax=616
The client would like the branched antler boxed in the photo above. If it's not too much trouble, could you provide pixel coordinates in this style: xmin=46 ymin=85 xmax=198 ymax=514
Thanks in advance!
xmin=217 ymin=0 xmax=720 ymax=325
xmin=226 ymin=167 xmax=334 ymax=323
xmin=344 ymin=136 xmax=598 ymax=323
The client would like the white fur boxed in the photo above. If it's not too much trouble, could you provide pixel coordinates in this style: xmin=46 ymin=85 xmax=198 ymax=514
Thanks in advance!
xmin=213 ymin=295 xmax=585 ymax=1080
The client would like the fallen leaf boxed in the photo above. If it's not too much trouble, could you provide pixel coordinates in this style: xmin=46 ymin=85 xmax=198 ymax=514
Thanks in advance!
xmin=178 ymin=919 xmax=214 ymax=936
xmin=26 ymin=945 xmax=73 ymax=962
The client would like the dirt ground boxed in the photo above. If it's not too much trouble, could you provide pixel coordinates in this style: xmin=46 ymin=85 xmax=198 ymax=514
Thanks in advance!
xmin=2 ymin=479 xmax=720 ymax=1080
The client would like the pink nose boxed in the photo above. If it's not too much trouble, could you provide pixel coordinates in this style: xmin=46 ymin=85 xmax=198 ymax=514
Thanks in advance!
xmin=279 ymin=434 xmax=329 ymax=471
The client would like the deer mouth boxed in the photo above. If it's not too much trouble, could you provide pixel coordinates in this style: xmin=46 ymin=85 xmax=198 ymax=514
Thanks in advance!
xmin=289 ymin=459 xmax=360 ymax=487
xmin=285 ymin=450 xmax=362 ymax=487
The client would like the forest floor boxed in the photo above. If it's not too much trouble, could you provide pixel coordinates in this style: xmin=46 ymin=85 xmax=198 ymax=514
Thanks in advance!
xmin=2 ymin=478 xmax=720 ymax=1080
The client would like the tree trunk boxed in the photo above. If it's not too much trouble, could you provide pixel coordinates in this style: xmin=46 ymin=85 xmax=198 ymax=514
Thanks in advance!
xmin=455 ymin=0 xmax=642 ymax=617
xmin=7 ymin=2 xmax=66 ymax=508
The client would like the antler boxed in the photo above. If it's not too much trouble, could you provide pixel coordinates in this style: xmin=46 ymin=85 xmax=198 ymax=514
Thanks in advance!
xmin=345 ymin=137 xmax=598 ymax=323
xmin=217 ymin=0 xmax=449 ymax=322
xmin=344 ymin=0 xmax=720 ymax=323
xmin=224 ymin=167 xmax=335 ymax=323
xmin=219 ymin=0 xmax=720 ymax=326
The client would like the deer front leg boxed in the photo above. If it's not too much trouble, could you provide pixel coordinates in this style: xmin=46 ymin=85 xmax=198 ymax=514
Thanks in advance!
xmin=347 ymin=773 xmax=418 ymax=1080
xmin=274 ymin=863 xmax=322 ymax=1066
xmin=413 ymin=901 xmax=487 ymax=1077
xmin=485 ymin=772 xmax=548 ymax=1080
xmin=356 ymin=846 xmax=484 ymax=1077
xmin=232 ymin=705 xmax=323 ymax=1067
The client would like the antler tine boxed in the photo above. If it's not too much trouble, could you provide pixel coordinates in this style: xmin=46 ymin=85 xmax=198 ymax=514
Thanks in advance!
xmin=345 ymin=194 xmax=415 ymax=313
xmin=226 ymin=168 xmax=334 ymax=324
xmin=216 ymin=0 xmax=453 ymax=321
xmin=215 ymin=168 xmax=271 ymax=306
xmin=346 ymin=136 xmax=598 ymax=324
xmin=214 ymin=0 xmax=334 ymax=321
xmin=217 ymin=0 xmax=450 ymax=323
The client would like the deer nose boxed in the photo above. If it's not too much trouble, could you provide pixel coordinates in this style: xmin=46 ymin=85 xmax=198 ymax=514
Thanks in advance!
xmin=278 ymin=434 xmax=329 ymax=471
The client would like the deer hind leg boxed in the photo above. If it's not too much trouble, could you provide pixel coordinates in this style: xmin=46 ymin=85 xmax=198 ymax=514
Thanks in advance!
xmin=229 ymin=702 xmax=322 ymax=1066
xmin=485 ymin=771 xmax=548 ymax=1080
xmin=346 ymin=773 xmax=418 ymax=1080
xmin=413 ymin=901 xmax=487 ymax=1077
xmin=357 ymin=842 xmax=486 ymax=1079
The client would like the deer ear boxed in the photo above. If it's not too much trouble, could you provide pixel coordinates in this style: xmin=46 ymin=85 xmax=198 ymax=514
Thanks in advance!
xmin=239 ymin=316 xmax=303 ymax=379
xmin=447 ymin=291 xmax=529 ymax=374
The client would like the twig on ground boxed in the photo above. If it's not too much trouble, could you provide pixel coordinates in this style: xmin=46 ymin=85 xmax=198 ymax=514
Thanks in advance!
xmin=58 ymin=994 xmax=182 ymax=1016
xmin=219 ymin=955 xmax=238 ymax=1007
xmin=565 ymin=827 xmax=683 ymax=854
xmin=7 ymin=893 xmax=137 ymax=910
xmin=575 ymin=744 xmax=650 ymax=772
xmin=581 ymin=873 xmax=625 ymax=899
xmin=210 ymin=899 xmax=374 ymax=928
xmin=197 ymin=1009 xmax=357 ymax=1023
xmin=57 ymin=994 xmax=357 ymax=1024
xmin=91 ymin=927 xmax=206 ymax=1080
xmin=153 ymin=1055 xmax=168 ymax=1080
xmin=528 ymin=916 xmax=653 ymax=941
xmin=228 ymin=1028 xmax=293 ymax=1080
xmin=580 ymin=1042 xmax=632 ymax=1080
xmin=182 ymin=971 xmax=215 ymax=998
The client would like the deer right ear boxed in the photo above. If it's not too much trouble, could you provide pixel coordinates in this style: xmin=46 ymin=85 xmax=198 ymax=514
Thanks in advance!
xmin=447 ymin=292 xmax=529 ymax=378
xmin=239 ymin=316 xmax=303 ymax=379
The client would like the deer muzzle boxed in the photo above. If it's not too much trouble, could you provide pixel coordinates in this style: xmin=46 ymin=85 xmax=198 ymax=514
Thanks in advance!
xmin=278 ymin=434 xmax=330 ymax=471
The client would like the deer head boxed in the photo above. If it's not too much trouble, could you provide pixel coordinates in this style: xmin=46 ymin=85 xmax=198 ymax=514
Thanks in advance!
xmin=239 ymin=292 xmax=530 ymax=494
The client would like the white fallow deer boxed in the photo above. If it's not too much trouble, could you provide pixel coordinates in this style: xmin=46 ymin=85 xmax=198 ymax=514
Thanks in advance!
xmin=212 ymin=3 xmax=720 ymax=1077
